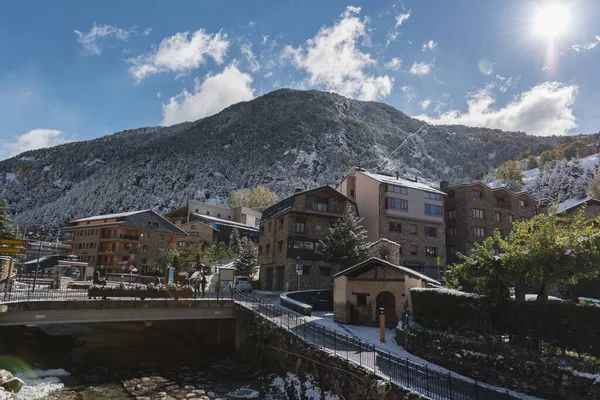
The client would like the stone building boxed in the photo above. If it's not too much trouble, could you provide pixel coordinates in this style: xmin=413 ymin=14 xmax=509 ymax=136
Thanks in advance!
xmin=367 ymin=238 xmax=402 ymax=265
xmin=333 ymin=257 xmax=439 ymax=326
xmin=62 ymin=210 xmax=187 ymax=274
xmin=556 ymin=197 xmax=600 ymax=219
xmin=337 ymin=167 xmax=446 ymax=279
xmin=443 ymin=182 xmax=538 ymax=264
xmin=258 ymin=186 xmax=357 ymax=292
xmin=174 ymin=221 xmax=218 ymax=247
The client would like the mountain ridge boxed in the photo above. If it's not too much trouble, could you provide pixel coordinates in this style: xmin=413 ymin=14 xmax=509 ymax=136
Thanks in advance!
xmin=0 ymin=89 xmax=568 ymax=229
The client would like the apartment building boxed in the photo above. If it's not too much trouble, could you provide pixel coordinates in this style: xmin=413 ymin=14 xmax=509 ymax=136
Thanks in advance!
xmin=337 ymin=167 xmax=446 ymax=278
xmin=258 ymin=186 xmax=357 ymax=292
xmin=62 ymin=210 xmax=187 ymax=273
xmin=443 ymin=182 xmax=538 ymax=264
xmin=165 ymin=200 xmax=261 ymax=243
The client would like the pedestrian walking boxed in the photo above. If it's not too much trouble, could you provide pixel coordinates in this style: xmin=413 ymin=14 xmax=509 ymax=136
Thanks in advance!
xmin=190 ymin=267 xmax=201 ymax=298
xmin=201 ymin=273 xmax=207 ymax=298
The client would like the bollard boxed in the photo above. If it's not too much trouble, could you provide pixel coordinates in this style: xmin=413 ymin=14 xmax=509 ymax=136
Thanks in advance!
xmin=379 ymin=307 xmax=386 ymax=343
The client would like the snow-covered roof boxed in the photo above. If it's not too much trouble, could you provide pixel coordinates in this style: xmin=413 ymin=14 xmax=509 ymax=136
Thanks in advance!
xmin=71 ymin=210 xmax=147 ymax=223
xmin=410 ymin=287 xmax=482 ymax=298
xmin=444 ymin=181 xmax=536 ymax=200
xmin=358 ymin=170 xmax=446 ymax=195
xmin=333 ymin=257 xmax=440 ymax=285
xmin=191 ymin=213 xmax=259 ymax=231
xmin=555 ymin=197 xmax=600 ymax=213
xmin=367 ymin=238 xmax=401 ymax=248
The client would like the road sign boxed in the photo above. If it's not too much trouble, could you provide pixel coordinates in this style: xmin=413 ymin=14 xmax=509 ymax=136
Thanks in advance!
xmin=436 ymin=256 xmax=441 ymax=266
xmin=0 ymin=247 xmax=25 ymax=254
xmin=0 ymin=239 xmax=26 ymax=246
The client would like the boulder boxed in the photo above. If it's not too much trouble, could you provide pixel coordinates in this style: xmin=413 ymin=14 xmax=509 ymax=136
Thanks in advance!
xmin=2 ymin=377 xmax=25 ymax=393
xmin=0 ymin=370 xmax=13 ymax=386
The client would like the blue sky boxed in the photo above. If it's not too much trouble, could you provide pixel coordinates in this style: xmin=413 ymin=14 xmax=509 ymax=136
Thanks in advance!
xmin=1 ymin=0 xmax=599 ymax=159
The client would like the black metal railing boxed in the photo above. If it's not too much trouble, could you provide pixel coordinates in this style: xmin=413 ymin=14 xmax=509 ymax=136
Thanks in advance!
xmin=234 ymin=292 xmax=524 ymax=400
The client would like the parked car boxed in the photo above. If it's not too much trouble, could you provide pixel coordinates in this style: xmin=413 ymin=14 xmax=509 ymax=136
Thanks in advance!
xmin=235 ymin=276 xmax=253 ymax=292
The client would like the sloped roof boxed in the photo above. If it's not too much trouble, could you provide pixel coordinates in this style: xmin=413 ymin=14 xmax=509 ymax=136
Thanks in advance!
xmin=72 ymin=210 xmax=146 ymax=222
xmin=333 ymin=257 xmax=440 ymax=285
xmin=444 ymin=181 xmax=537 ymax=200
xmin=191 ymin=213 xmax=259 ymax=232
xmin=367 ymin=238 xmax=401 ymax=248
xmin=261 ymin=185 xmax=356 ymax=222
xmin=359 ymin=170 xmax=446 ymax=195
xmin=556 ymin=197 xmax=600 ymax=213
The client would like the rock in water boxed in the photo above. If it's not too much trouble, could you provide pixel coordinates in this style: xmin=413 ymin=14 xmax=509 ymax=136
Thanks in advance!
xmin=2 ymin=377 xmax=25 ymax=393
xmin=0 ymin=370 xmax=13 ymax=386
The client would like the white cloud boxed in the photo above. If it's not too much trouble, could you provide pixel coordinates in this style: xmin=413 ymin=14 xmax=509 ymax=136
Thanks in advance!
xmin=419 ymin=98 xmax=431 ymax=110
xmin=248 ymin=21 xmax=256 ymax=28
xmin=401 ymin=85 xmax=416 ymax=102
xmin=384 ymin=57 xmax=402 ymax=70
xmin=0 ymin=129 xmax=72 ymax=160
xmin=416 ymin=82 xmax=578 ymax=136
xmin=241 ymin=43 xmax=260 ymax=72
xmin=421 ymin=40 xmax=437 ymax=51
xmin=128 ymin=29 xmax=230 ymax=82
xmin=386 ymin=11 xmax=411 ymax=46
xmin=74 ymin=24 xmax=132 ymax=55
xmin=496 ymin=74 xmax=520 ymax=93
xmin=395 ymin=12 xmax=411 ymax=27
xmin=142 ymin=28 xmax=152 ymax=36
xmin=571 ymin=35 xmax=600 ymax=52
xmin=161 ymin=64 xmax=254 ymax=126
xmin=156 ymin=92 xmax=161 ymax=98
xmin=264 ymin=71 xmax=273 ymax=78
xmin=282 ymin=6 xmax=393 ymax=101
xmin=409 ymin=61 xmax=433 ymax=76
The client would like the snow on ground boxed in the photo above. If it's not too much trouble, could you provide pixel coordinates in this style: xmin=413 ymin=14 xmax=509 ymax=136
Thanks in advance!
xmin=268 ymin=373 xmax=340 ymax=400
xmin=306 ymin=311 xmax=542 ymax=400
xmin=7 ymin=369 xmax=70 ymax=400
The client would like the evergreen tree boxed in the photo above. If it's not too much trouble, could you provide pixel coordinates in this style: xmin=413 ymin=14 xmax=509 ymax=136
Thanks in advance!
xmin=317 ymin=204 xmax=369 ymax=270
xmin=235 ymin=237 xmax=258 ymax=277
xmin=0 ymin=202 xmax=16 ymax=240
xmin=229 ymin=228 xmax=241 ymax=255
xmin=526 ymin=155 xmax=538 ymax=170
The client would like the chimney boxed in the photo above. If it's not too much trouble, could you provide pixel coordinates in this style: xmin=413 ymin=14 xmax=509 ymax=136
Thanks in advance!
xmin=440 ymin=180 xmax=450 ymax=190
xmin=414 ymin=176 xmax=418 ymax=183
xmin=396 ymin=171 xmax=399 ymax=180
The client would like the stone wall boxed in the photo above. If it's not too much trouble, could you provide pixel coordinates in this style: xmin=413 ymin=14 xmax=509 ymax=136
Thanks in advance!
xmin=234 ymin=305 xmax=420 ymax=400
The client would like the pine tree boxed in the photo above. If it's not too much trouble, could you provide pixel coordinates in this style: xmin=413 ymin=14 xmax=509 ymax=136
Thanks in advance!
xmin=0 ymin=202 xmax=15 ymax=240
xmin=235 ymin=237 xmax=258 ymax=277
xmin=317 ymin=204 xmax=369 ymax=270
xmin=229 ymin=228 xmax=241 ymax=255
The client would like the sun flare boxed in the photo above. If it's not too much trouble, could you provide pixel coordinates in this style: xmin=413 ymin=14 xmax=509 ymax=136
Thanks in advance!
xmin=533 ymin=3 xmax=570 ymax=39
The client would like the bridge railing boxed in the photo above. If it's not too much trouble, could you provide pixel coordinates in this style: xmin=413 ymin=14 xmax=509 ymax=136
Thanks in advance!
xmin=235 ymin=291 xmax=521 ymax=400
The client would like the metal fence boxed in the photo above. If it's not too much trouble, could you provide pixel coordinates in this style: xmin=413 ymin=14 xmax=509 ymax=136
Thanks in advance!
xmin=235 ymin=292 xmax=524 ymax=400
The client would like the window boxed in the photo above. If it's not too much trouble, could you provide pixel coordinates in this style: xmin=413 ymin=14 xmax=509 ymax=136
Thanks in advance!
xmin=425 ymin=246 xmax=437 ymax=257
xmin=313 ymin=197 xmax=329 ymax=212
xmin=278 ymin=240 xmax=283 ymax=252
xmin=386 ymin=197 xmax=408 ymax=212
xmin=424 ymin=192 xmax=443 ymax=201
xmin=319 ymin=266 xmax=331 ymax=276
xmin=474 ymin=227 xmax=486 ymax=237
xmin=508 ymin=214 xmax=514 ymax=223
xmin=350 ymin=189 xmax=355 ymax=197
xmin=356 ymin=294 xmax=367 ymax=306
xmin=195 ymin=209 xmax=199 ymax=213
xmin=424 ymin=204 xmax=443 ymax=217
xmin=448 ymin=209 xmax=456 ymax=219
xmin=409 ymin=244 xmax=418 ymax=255
xmin=472 ymin=190 xmax=482 ymax=198
xmin=191 ymin=224 xmax=196 ymax=230
xmin=389 ymin=221 xmax=402 ymax=232
xmin=302 ymin=265 xmax=311 ymax=274
xmin=494 ymin=212 xmax=501 ymax=222
xmin=472 ymin=209 xmax=484 ymax=219
xmin=295 ymin=219 xmax=305 ymax=234
xmin=387 ymin=184 xmax=408 ymax=194
xmin=448 ymin=227 xmax=457 ymax=237
xmin=450 ymin=245 xmax=458 ymax=255
xmin=206 ymin=211 xmax=210 ymax=215
xmin=519 ymin=200 xmax=529 ymax=207
xmin=409 ymin=224 xmax=417 ymax=235
xmin=494 ymin=196 xmax=505 ymax=204
xmin=424 ymin=226 xmax=437 ymax=237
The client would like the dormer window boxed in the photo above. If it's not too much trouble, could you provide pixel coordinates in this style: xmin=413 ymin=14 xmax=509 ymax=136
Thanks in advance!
xmin=313 ymin=197 xmax=328 ymax=212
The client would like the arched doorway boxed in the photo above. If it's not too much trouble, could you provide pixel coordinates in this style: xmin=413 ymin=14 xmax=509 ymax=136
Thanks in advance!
xmin=376 ymin=291 xmax=397 ymax=327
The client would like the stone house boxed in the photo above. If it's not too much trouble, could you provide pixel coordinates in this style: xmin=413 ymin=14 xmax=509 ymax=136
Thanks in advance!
xmin=556 ymin=197 xmax=600 ymax=219
xmin=443 ymin=182 xmax=538 ymax=265
xmin=174 ymin=221 xmax=218 ymax=247
xmin=367 ymin=238 xmax=402 ymax=265
xmin=62 ymin=210 xmax=187 ymax=274
xmin=337 ymin=167 xmax=446 ymax=280
xmin=258 ymin=186 xmax=357 ymax=292
xmin=333 ymin=257 xmax=439 ymax=326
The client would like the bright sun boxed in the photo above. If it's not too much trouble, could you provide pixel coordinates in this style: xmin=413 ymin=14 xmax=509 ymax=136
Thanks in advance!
xmin=533 ymin=3 xmax=570 ymax=39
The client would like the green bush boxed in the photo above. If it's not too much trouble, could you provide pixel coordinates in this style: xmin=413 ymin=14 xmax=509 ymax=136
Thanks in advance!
xmin=410 ymin=288 xmax=600 ymax=357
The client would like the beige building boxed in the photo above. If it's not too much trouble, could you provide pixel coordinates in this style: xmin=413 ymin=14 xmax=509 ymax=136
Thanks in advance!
xmin=443 ymin=182 xmax=538 ymax=264
xmin=258 ymin=186 xmax=357 ymax=292
xmin=175 ymin=221 xmax=218 ymax=247
xmin=184 ymin=200 xmax=262 ymax=228
xmin=62 ymin=210 xmax=187 ymax=274
xmin=333 ymin=257 xmax=439 ymax=326
xmin=337 ymin=167 xmax=446 ymax=279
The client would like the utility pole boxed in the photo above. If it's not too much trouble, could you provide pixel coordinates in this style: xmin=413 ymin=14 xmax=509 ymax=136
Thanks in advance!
xmin=32 ymin=229 xmax=44 ymax=293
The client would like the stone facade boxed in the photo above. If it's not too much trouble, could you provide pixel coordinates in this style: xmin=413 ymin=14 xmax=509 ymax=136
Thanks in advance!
xmin=367 ymin=239 xmax=402 ymax=265
xmin=559 ymin=198 xmax=600 ymax=219
xmin=444 ymin=183 xmax=538 ymax=264
xmin=258 ymin=186 xmax=357 ymax=292
xmin=175 ymin=221 xmax=218 ymax=247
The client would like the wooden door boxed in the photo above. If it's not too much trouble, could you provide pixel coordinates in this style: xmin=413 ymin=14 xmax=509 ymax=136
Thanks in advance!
xmin=376 ymin=291 xmax=397 ymax=326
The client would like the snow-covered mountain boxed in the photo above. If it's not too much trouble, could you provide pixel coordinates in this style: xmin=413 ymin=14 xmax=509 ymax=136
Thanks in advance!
xmin=0 ymin=89 xmax=567 ymax=229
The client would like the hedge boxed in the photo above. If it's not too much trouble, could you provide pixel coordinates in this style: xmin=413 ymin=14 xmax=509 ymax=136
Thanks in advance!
xmin=410 ymin=287 xmax=600 ymax=358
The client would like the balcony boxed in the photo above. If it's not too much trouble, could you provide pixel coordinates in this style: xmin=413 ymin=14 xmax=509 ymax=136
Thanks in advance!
xmin=100 ymin=234 xmax=140 ymax=241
